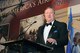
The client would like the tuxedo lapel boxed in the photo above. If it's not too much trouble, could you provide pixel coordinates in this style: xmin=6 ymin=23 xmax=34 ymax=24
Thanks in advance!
xmin=48 ymin=25 xmax=56 ymax=38
xmin=46 ymin=20 xmax=58 ymax=45
xmin=40 ymin=25 xmax=45 ymax=44
xmin=43 ymin=20 xmax=58 ymax=45
xmin=48 ymin=20 xmax=57 ymax=38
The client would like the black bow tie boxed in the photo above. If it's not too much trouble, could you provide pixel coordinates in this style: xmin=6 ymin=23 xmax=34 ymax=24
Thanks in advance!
xmin=45 ymin=23 xmax=52 ymax=26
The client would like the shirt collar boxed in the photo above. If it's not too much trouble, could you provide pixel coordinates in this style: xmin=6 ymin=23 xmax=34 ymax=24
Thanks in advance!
xmin=51 ymin=21 xmax=54 ymax=25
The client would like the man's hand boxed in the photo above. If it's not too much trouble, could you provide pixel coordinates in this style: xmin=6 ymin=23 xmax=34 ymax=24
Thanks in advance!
xmin=47 ymin=38 xmax=57 ymax=45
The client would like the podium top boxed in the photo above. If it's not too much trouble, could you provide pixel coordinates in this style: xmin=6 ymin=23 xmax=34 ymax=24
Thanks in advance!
xmin=0 ymin=39 xmax=53 ymax=51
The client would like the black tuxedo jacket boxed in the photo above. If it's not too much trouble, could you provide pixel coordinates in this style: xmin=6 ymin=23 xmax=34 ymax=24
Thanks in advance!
xmin=36 ymin=20 xmax=68 ymax=53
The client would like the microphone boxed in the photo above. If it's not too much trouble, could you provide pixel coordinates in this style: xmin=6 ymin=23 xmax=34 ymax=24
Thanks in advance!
xmin=18 ymin=21 xmax=37 ymax=39
xmin=31 ymin=21 xmax=37 ymax=25
xmin=23 ymin=21 xmax=37 ymax=32
xmin=26 ymin=21 xmax=37 ymax=31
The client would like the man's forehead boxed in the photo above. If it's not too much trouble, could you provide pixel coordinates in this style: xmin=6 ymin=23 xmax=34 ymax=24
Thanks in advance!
xmin=45 ymin=8 xmax=53 ymax=11
xmin=44 ymin=8 xmax=54 ymax=13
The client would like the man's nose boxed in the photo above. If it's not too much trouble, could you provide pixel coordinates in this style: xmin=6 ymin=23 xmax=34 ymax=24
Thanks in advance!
xmin=47 ymin=13 xmax=51 ymax=16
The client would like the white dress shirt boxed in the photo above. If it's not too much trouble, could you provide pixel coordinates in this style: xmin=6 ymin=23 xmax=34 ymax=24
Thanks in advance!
xmin=43 ymin=21 xmax=54 ymax=44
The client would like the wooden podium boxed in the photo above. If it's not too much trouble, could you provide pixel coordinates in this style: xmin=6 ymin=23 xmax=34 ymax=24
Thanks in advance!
xmin=0 ymin=39 xmax=53 ymax=53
